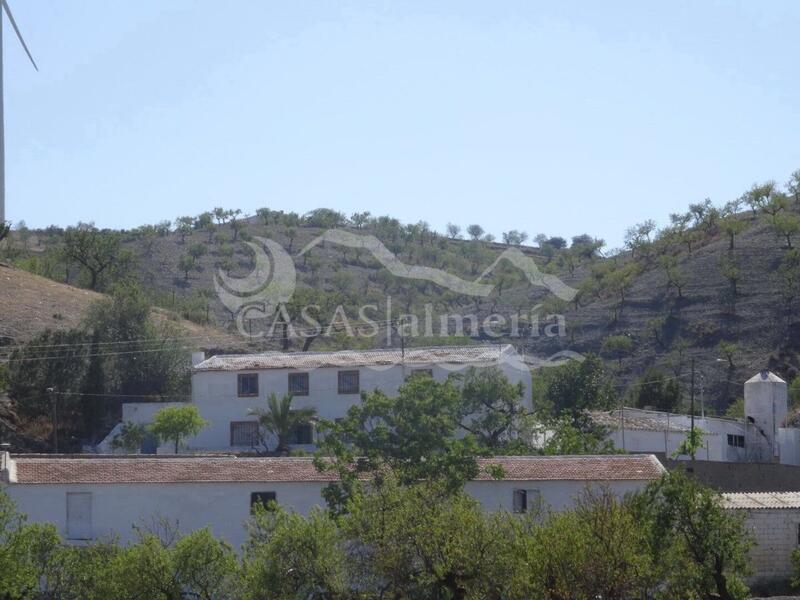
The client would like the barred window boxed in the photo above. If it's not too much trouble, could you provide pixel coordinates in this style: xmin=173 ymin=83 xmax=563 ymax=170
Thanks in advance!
xmin=338 ymin=370 xmax=360 ymax=394
xmin=230 ymin=421 xmax=259 ymax=446
xmin=288 ymin=372 xmax=310 ymax=396
xmin=237 ymin=373 xmax=259 ymax=397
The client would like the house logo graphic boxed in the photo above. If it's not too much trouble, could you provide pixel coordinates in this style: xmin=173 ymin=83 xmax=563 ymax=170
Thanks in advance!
xmin=215 ymin=230 xmax=578 ymax=338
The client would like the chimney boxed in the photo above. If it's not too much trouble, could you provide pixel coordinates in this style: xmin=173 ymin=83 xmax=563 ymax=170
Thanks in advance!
xmin=191 ymin=351 xmax=206 ymax=367
xmin=0 ymin=449 xmax=16 ymax=483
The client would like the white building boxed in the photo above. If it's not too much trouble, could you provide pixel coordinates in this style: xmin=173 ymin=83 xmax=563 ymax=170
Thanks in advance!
xmin=591 ymin=371 xmax=800 ymax=465
xmin=100 ymin=345 xmax=532 ymax=453
xmin=0 ymin=452 xmax=665 ymax=549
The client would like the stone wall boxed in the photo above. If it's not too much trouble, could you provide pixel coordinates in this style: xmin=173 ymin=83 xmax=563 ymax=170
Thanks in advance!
xmin=735 ymin=508 xmax=800 ymax=583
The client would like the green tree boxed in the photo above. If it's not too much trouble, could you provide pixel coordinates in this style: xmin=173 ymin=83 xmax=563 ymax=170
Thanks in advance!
xmin=62 ymin=225 xmax=125 ymax=290
xmin=635 ymin=368 xmax=681 ymax=412
xmin=0 ymin=488 xmax=62 ymax=598
xmin=659 ymin=254 xmax=688 ymax=298
xmin=315 ymin=375 xmax=489 ymax=513
xmin=456 ymin=367 xmax=533 ymax=451
xmin=533 ymin=488 xmax=657 ymax=599
xmin=149 ymin=405 xmax=207 ymax=453
xmin=178 ymin=254 xmax=195 ymax=280
xmin=248 ymin=392 xmax=317 ymax=454
xmin=188 ymin=242 xmax=208 ymax=259
xmin=789 ymin=376 xmax=800 ymax=411
xmin=466 ymin=224 xmax=485 ymax=240
xmin=109 ymin=528 xmax=238 ymax=600
xmin=601 ymin=335 xmax=634 ymax=369
xmin=110 ymin=421 xmax=148 ymax=453
xmin=343 ymin=478 xmax=515 ymax=600
xmin=84 ymin=285 xmax=190 ymax=403
xmin=725 ymin=397 xmax=745 ymax=419
xmin=674 ymin=427 xmax=705 ymax=459
xmin=774 ymin=211 xmax=800 ymax=249
xmin=242 ymin=507 xmax=347 ymax=600
xmin=542 ymin=416 xmax=615 ymax=455
xmin=174 ymin=216 xmax=194 ymax=243
xmin=788 ymin=169 xmax=800 ymax=208
xmin=536 ymin=354 xmax=616 ymax=418
xmin=721 ymin=215 xmax=748 ymax=251
xmin=634 ymin=472 xmax=752 ymax=600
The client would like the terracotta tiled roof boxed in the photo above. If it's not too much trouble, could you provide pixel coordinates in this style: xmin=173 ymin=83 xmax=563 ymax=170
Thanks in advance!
xmin=194 ymin=345 xmax=517 ymax=372
xmin=476 ymin=455 xmax=665 ymax=481
xmin=10 ymin=454 xmax=664 ymax=485
xmin=721 ymin=492 xmax=800 ymax=510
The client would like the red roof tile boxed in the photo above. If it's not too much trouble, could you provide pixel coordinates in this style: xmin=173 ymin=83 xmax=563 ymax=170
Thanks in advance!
xmin=10 ymin=454 xmax=664 ymax=485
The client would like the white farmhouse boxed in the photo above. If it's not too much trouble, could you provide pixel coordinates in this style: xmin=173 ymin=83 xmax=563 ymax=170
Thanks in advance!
xmin=0 ymin=452 xmax=665 ymax=549
xmin=101 ymin=344 xmax=532 ymax=453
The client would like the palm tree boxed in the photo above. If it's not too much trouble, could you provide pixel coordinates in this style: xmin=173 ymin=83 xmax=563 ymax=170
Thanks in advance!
xmin=249 ymin=392 xmax=317 ymax=455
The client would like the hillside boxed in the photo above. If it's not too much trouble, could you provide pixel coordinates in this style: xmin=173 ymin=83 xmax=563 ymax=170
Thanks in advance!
xmin=4 ymin=190 xmax=800 ymax=415
xmin=0 ymin=262 xmax=242 ymax=350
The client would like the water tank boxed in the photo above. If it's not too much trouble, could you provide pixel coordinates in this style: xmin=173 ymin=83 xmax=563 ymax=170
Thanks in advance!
xmin=744 ymin=370 xmax=787 ymax=462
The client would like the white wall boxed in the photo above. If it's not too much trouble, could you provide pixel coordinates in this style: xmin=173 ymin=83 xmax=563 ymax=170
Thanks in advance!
xmin=4 ymin=476 xmax=648 ymax=551
xmin=465 ymin=479 xmax=649 ymax=513
xmin=602 ymin=409 xmax=748 ymax=463
xmin=170 ymin=360 xmax=529 ymax=451
xmin=4 ymin=481 xmax=326 ymax=549
xmin=736 ymin=508 xmax=800 ymax=582
xmin=778 ymin=428 xmax=800 ymax=466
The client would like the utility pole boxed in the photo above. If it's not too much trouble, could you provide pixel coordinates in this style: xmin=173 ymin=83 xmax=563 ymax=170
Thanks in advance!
xmin=690 ymin=358 xmax=695 ymax=462
xmin=47 ymin=387 xmax=57 ymax=453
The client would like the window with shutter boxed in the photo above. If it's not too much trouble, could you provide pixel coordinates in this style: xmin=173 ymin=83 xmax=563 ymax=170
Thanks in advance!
xmin=66 ymin=492 xmax=93 ymax=540
xmin=513 ymin=489 xmax=527 ymax=513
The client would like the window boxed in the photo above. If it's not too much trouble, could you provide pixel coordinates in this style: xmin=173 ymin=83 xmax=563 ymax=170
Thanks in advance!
xmin=250 ymin=491 xmax=277 ymax=512
xmin=290 ymin=422 xmax=314 ymax=445
xmin=288 ymin=372 xmax=310 ymax=396
xmin=230 ymin=421 xmax=259 ymax=446
xmin=238 ymin=373 xmax=259 ymax=397
xmin=727 ymin=434 xmax=745 ymax=448
xmin=338 ymin=370 xmax=360 ymax=394
xmin=66 ymin=492 xmax=92 ymax=540
xmin=512 ymin=489 xmax=541 ymax=514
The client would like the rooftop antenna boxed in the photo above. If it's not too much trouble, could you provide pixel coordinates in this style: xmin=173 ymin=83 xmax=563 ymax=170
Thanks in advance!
xmin=0 ymin=0 xmax=38 ymax=226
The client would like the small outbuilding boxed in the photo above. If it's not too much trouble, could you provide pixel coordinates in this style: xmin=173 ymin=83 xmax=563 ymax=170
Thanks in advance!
xmin=721 ymin=491 xmax=800 ymax=584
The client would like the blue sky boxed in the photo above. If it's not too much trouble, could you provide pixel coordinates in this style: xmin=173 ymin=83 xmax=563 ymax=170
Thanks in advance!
xmin=4 ymin=1 xmax=800 ymax=248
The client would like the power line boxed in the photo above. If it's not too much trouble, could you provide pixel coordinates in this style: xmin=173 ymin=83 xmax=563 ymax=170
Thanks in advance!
xmin=0 ymin=316 xmax=406 ymax=353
